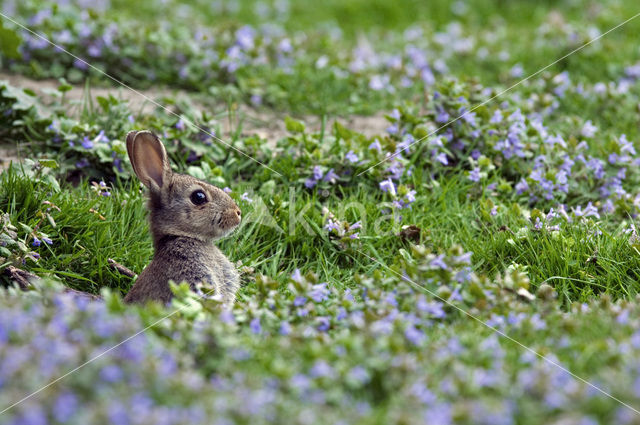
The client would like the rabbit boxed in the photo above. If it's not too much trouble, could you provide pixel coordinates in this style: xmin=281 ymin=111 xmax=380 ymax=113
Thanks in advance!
xmin=123 ymin=130 xmax=241 ymax=305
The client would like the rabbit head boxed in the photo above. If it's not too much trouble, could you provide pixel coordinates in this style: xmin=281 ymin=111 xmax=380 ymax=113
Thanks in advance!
xmin=126 ymin=130 xmax=241 ymax=246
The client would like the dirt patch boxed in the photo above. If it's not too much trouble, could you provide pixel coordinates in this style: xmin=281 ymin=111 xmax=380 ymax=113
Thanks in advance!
xmin=0 ymin=144 xmax=21 ymax=171
xmin=0 ymin=72 xmax=391 ymax=149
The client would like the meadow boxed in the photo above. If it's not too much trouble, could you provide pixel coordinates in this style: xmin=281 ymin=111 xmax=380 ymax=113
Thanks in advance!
xmin=1 ymin=0 xmax=640 ymax=423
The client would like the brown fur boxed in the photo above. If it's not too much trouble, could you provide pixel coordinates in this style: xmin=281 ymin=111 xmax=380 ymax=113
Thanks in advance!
xmin=123 ymin=130 xmax=241 ymax=305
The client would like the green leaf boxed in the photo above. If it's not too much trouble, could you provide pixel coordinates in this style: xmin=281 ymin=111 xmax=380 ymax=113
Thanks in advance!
xmin=46 ymin=214 xmax=56 ymax=229
xmin=57 ymin=82 xmax=73 ymax=93
xmin=96 ymin=96 xmax=110 ymax=110
xmin=39 ymin=159 xmax=59 ymax=169
xmin=0 ymin=21 xmax=21 ymax=60
xmin=186 ymin=166 xmax=206 ymax=180
xmin=285 ymin=116 xmax=305 ymax=133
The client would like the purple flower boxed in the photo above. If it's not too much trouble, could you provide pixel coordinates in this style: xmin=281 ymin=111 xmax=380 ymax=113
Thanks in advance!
xmin=219 ymin=310 xmax=235 ymax=324
xmin=250 ymin=94 xmax=262 ymax=106
xmin=324 ymin=219 xmax=340 ymax=233
xmin=235 ymin=26 xmax=255 ymax=50
xmin=250 ymin=317 xmax=262 ymax=334
xmin=81 ymin=136 xmax=94 ymax=149
xmin=573 ymin=202 xmax=600 ymax=219
xmin=310 ymin=360 xmax=335 ymax=378
xmin=323 ymin=168 xmax=339 ymax=183
xmin=436 ymin=109 xmax=450 ymax=123
xmin=348 ymin=366 xmax=370 ymax=384
xmin=581 ymin=120 xmax=597 ymax=138
xmin=54 ymin=391 xmax=78 ymax=422
xmin=430 ymin=254 xmax=448 ymax=270
xmin=369 ymin=74 xmax=389 ymax=91
xmin=73 ymin=58 xmax=89 ymax=70
xmin=345 ymin=151 xmax=359 ymax=163
xmin=434 ymin=152 xmax=448 ymax=165
xmin=309 ymin=283 xmax=330 ymax=302
xmin=241 ymin=192 xmax=253 ymax=203
xmin=313 ymin=166 xmax=324 ymax=180
xmin=32 ymin=237 xmax=41 ymax=247
xmin=424 ymin=301 xmax=446 ymax=318
xmin=405 ymin=325 xmax=425 ymax=345
xmin=304 ymin=178 xmax=317 ymax=189
xmin=96 ymin=130 xmax=109 ymax=143
xmin=380 ymin=178 xmax=396 ymax=196
xmin=316 ymin=316 xmax=330 ymax=331
xmin=175 ymin=119 xmax=186 ymax=131
xmin=18 ymin=407 xmax=48 ymax=425
xmin=369 ymin=139 xmax=382 ymax=152
xmin=291 ymin=269 xmax=304 ymax=284
xmin=468 ymin=167 xmax=481 ymax=182
xmin=279 ymin=321 xmax=291 ymax=335
xmin=99 ymin=364 xmax=123 ymax=383
xmin=42 ymin=237 xmax=53 ymax=245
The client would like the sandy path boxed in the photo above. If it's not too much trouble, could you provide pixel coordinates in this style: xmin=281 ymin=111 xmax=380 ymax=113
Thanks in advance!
xmin=0 ymin=72 xmax=390 ymax=170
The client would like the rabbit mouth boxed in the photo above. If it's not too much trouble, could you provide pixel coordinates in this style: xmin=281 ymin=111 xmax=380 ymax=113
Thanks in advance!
xmin=213 ymin=210 xmax=241 ymax=235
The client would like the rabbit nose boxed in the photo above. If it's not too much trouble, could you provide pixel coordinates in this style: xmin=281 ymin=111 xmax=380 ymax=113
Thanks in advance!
xmin=235 ymin=208 xmax=241 ymax=218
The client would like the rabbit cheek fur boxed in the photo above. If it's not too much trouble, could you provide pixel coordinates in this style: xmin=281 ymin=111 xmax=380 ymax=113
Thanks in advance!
xmin=123 ymin=130 xmax=241 ymax=305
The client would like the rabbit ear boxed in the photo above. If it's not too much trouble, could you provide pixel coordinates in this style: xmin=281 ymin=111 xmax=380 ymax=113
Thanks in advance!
xmin=126 ymin=131 xmax=171 ymax=190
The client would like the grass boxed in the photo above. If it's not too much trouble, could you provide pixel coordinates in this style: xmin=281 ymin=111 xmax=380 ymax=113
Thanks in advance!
xmin=3 ymin=160 xmax=640 ymax=307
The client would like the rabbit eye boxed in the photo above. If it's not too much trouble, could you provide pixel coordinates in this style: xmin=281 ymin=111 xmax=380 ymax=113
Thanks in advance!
xmin=190 ymin=190 xmax=208 ymax=205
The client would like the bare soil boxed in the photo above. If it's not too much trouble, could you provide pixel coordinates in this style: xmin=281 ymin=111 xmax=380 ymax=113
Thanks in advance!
xmin=0 ymin=72 xmax=390 ymax=170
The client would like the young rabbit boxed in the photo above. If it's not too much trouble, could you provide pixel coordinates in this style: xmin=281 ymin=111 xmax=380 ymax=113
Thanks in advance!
xmin=123 ymin=130 xmax=241 ymax=305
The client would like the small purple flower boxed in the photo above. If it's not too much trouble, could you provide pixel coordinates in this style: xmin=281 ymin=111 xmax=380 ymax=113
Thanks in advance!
xmin=293 ymin=296 xmax=307 ymax=307
xmin=54 ymin=391 xmax=78 ymax=422
xmin=250 ymin=94 xmax=262 ymax=106
xmin=99 ymin=364 xmax=123 ymax=383
xmin=223 ymin=187 xmax=232 ymax=193
xmin=324 ymin=219 xmax=340 ymax=233
xmin=175 ymin=119 xmax=186 ymax=131
xmin=42 ymin=237 xmax=53 ymax=245
xmin=310 ymin=360 xmax=334 ymax=378
xmin=468 ymin=167 xmax=481 ymax=182
xmin=348 ymin=366 xmax=370 ymax=384
xmin=313 ymin=166 xmax=324 ymax=180
xmin=430 ymin=254 xmax=448 ymax=270
xmin=291 ymin=269 xmax=304 ymax=284
xmin=81 ymin=136 xmax=94 ymax=149
xmin=219 ymin=310 xmax=235 ymax=324
xmin=434 ymin=152 xmax=448 ymax=165
xmin=241 ymin=192 xmax=253 ymax=203
xmin=380 ymin=178 xmax=396 ymax=196
xmin=309 ymin=283 xmax=330 ymax=302
xmin=73 ymin=58 xmax=89 ymax=70
xmin=316 ymin=316 xmax=330 ymax=331
xmin=304 ymin=178 xmax=317 ymax=189
xmin=323 ymin=168 xmax=339 ymax=183
xmin=581 ymin=120 xmax=597 ymax=138
xmin=345 ymin=151 xmax=359 ymax=163
xmin=279 ymin=321 xmax=291 ymax=335
xmin=405 ymin=325 xmax=425 ymax=345
xmin=235 ymin=25 xmax=255 ymax=50
xmin=32 ymin=237 xmax=41 ymax=247
xmin=250 ymin=317 xmax=262 ymax=334
xmin=369 ymin=139 xmax=382 ymax=152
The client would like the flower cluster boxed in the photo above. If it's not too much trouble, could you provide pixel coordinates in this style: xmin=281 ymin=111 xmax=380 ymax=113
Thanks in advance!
xmin=2 ymin=246 xmax=640 ymax=424
xmin=322 ymin=207 xmax=361 ymax=250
